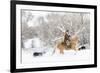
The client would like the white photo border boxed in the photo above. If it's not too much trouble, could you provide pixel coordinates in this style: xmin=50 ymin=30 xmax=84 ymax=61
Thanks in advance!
xmin=11 ymin=1 xmax=97 ymax=72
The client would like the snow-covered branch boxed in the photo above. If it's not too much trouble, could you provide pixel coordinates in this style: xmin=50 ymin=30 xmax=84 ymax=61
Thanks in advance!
xmin=75 ymin=27 xmax=85 ymax=35
xmin=51 ymin=37 xmax=63 ymax=42
xmin=57 ymin=26 xmax=65 ymax=32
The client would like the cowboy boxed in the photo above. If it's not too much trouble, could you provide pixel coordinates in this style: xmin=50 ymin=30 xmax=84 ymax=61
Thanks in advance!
xmin=65 ymin=30 xmax=71 ymax=46
xmin=66 ymin=30 xmax=71 ymax=41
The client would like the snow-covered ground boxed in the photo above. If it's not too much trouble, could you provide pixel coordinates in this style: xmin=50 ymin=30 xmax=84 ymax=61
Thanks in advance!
xmin=22 ymin=48 xmax=92 ymax=64
xmin=21 ymin=37 xmax=93 ymax=67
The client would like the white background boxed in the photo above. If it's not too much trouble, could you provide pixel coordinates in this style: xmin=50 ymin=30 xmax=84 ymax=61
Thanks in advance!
xmin=0 ymin=0 xmax=99 ymax=73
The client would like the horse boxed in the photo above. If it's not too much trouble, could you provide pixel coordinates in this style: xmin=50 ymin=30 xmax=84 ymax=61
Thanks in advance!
xmin=53 ymin=31 xmax=79 ymax=54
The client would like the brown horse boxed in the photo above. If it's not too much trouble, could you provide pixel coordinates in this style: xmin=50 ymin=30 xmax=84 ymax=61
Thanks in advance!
xmin=54 ymin=32 xmax=79 ymax=54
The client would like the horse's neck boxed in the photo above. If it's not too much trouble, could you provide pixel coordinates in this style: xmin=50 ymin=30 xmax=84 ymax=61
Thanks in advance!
xmin=71 ymin=34 xmax=78 ymax=41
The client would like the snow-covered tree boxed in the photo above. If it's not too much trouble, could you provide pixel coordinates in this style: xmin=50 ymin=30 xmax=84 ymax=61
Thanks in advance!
xmin=21 ymin=10 xmax=90 ymax=49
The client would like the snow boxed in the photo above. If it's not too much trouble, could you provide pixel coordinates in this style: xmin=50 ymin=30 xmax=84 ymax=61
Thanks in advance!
xmin=23 ymin=38 xmax=43 ymax=49
xmin=22 ymin=48 xmax=92 ymax=64
xmin=22 ymin=38 xmax=91 ymax=65
xmin=24 ymin=39 xmax=32 ymax=48
xmin=32 ymin=38 xmax=42 ymax=48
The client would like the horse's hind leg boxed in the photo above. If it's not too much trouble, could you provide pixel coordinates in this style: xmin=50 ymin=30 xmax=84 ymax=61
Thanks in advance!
xmin=57 ymin=43 xmax=65 ymax=54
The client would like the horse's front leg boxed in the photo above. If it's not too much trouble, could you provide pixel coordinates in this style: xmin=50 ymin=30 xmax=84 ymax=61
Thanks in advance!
xmin=70 ymin=43 xmax=77 ymax=51
xmin=71 ymin=43 xmax=79 ymax=55
xmin=59 ymin=48 xmax=64 ymax=54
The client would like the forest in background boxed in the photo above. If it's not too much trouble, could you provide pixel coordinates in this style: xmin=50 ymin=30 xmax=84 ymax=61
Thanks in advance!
xmin=21 ymin=10 xmax=90 ymax=49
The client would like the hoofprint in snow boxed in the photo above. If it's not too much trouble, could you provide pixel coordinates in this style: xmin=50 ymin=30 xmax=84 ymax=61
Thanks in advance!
xmin=22 ymin=47 xmax=91 ymax=64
